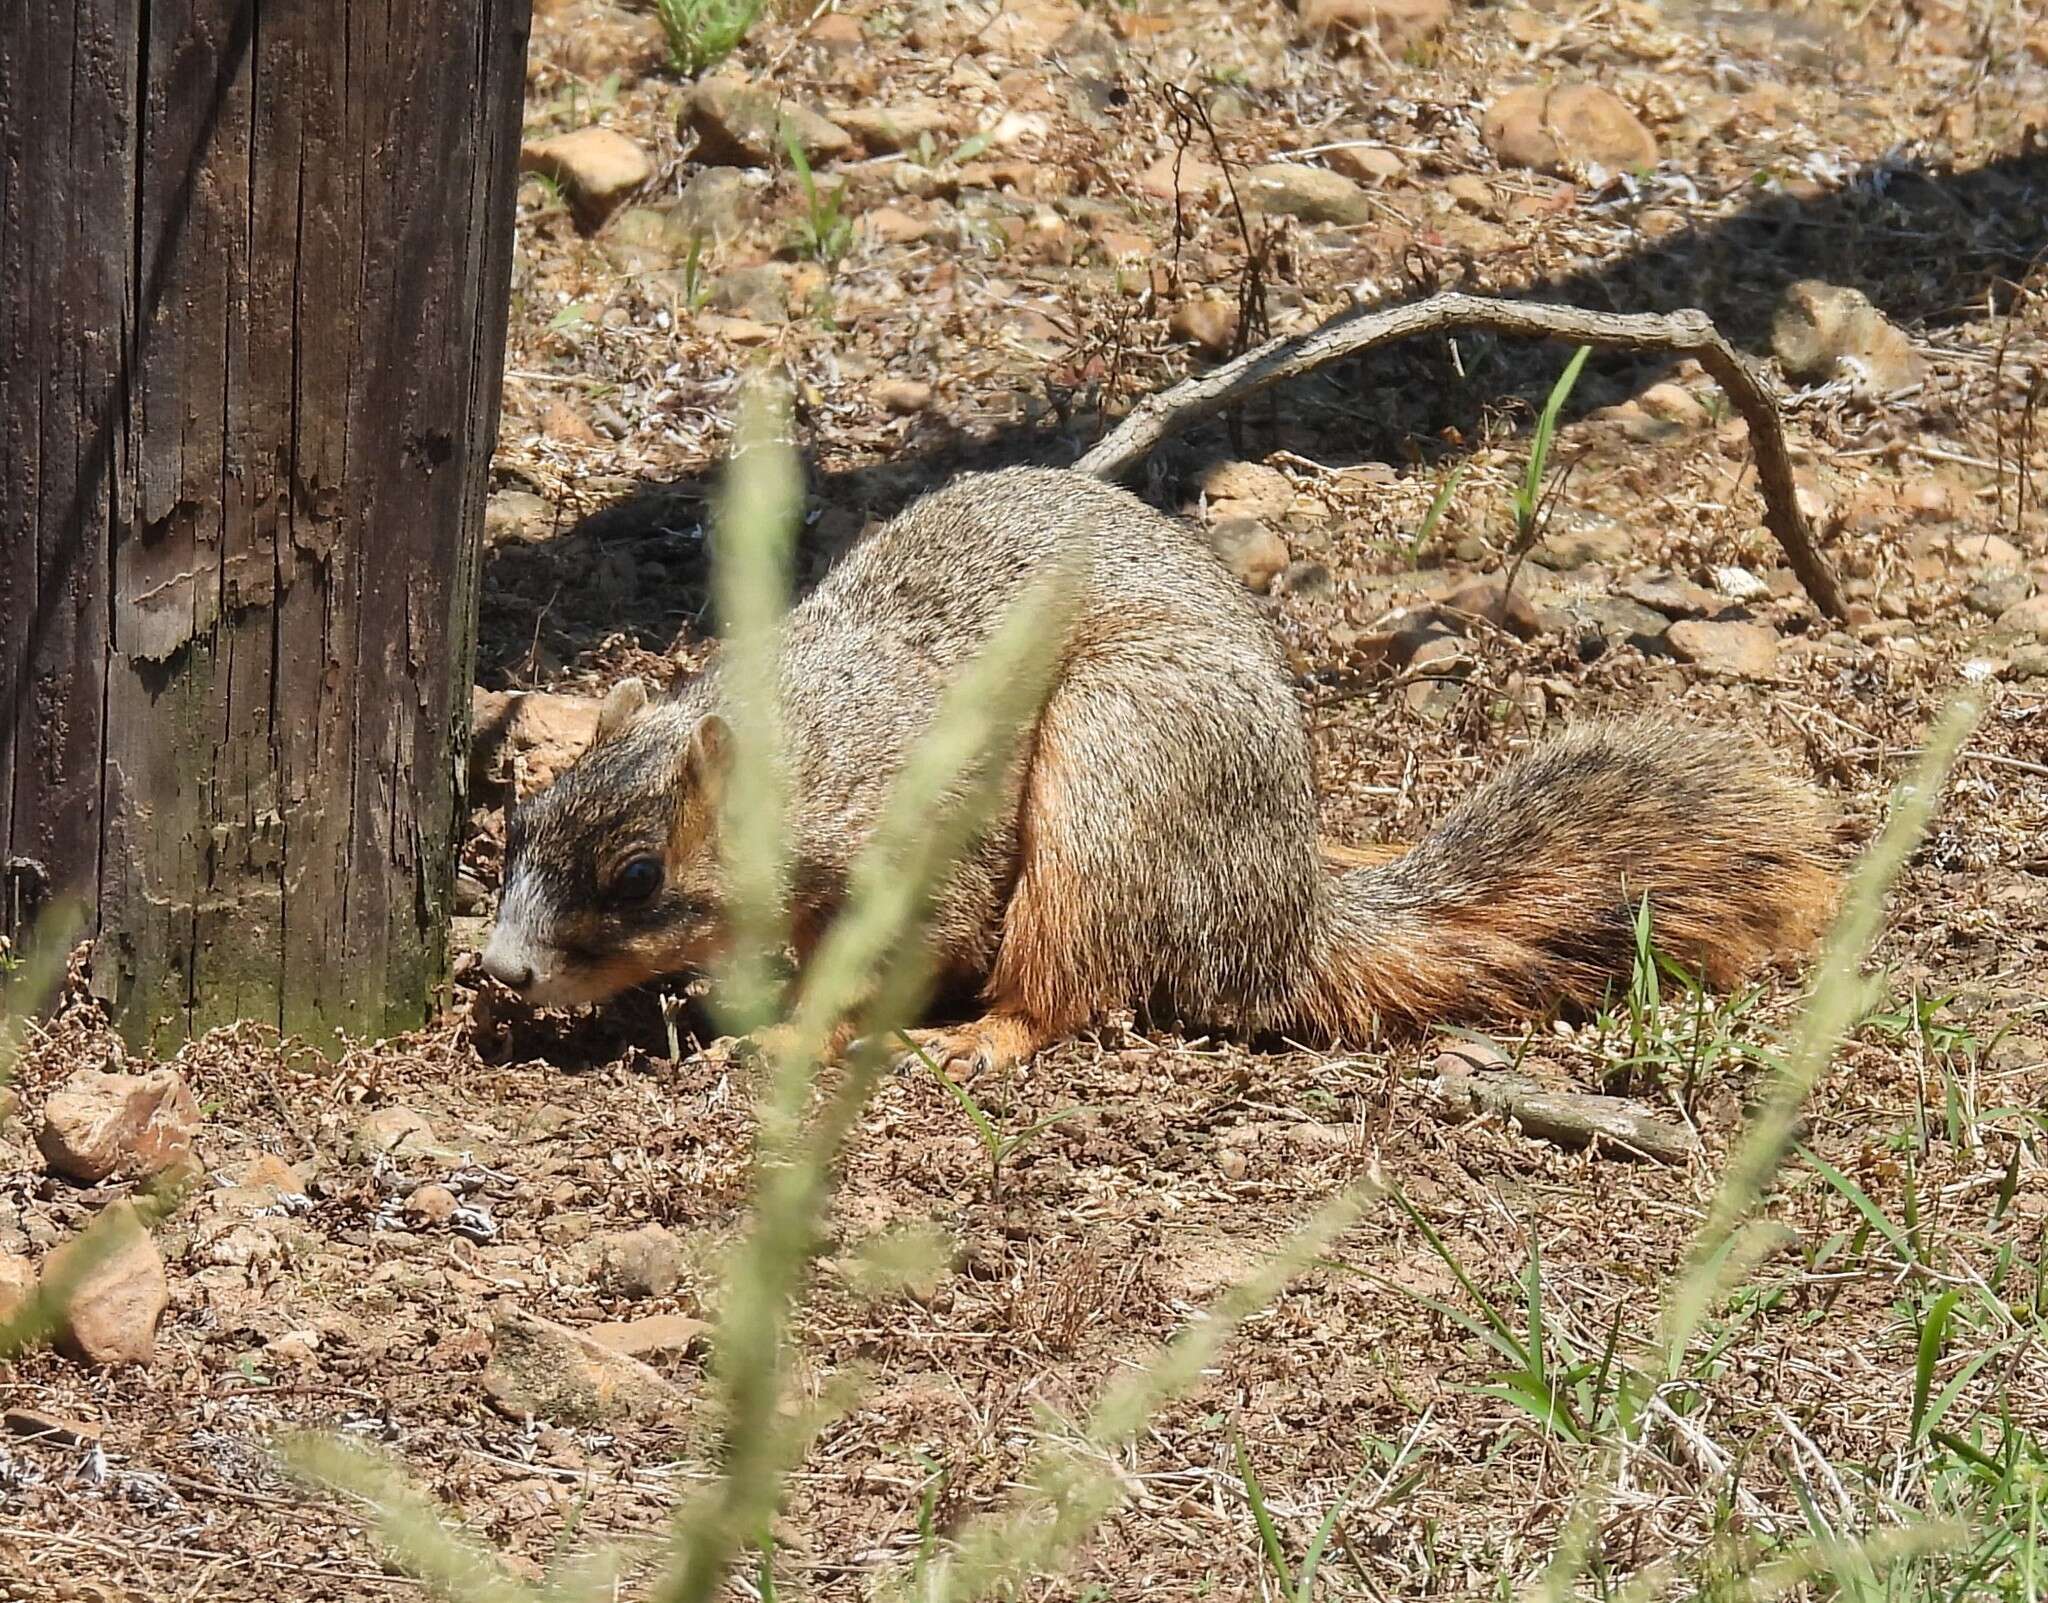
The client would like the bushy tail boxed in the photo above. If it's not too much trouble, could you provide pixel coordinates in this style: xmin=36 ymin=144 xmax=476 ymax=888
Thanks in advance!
xmin=1293 ymin=719 xmax=1837 ymax=1038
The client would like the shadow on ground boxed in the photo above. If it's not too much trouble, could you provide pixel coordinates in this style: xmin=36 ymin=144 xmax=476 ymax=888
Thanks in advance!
xmin=476 ymin=145 xmax=2048 ymax=684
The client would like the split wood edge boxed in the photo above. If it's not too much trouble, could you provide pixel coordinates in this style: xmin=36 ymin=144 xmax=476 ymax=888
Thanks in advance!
xmin=1077 ymin=291 xmax=1846 ymax=620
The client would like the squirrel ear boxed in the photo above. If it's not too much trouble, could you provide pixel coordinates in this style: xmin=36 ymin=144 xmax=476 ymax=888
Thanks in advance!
xmin=685 ymin=712 xmax=731 ymax=778
xmin=677 ymin=714 xmax=731 ymax=824
xmin=593 ymin=677 xmax=650 ymax=746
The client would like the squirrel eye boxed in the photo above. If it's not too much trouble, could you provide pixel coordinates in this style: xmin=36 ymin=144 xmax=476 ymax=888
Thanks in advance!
xmin=610 ymin=855 xmax=664 ymax=904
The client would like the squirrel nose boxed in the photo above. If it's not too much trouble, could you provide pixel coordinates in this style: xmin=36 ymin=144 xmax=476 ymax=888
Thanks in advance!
xmin=479 ymin=931 xmax=537 ymax=993
xmin=487 ymin=958 xmax=535 ymax=992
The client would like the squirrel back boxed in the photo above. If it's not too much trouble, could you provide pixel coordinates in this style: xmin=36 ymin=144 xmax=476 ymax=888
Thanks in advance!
xmin=484 ymin=466 xmax=1835 ymax=1062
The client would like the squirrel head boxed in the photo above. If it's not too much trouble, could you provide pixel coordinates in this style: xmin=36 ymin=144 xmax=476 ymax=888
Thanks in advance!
xmin=481 ymin=677 xmax=731 ymax=1008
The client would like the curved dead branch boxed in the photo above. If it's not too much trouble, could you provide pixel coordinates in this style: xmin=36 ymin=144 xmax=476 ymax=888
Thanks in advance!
xmin=1078 ymin=291 xmax=1845 ymax=620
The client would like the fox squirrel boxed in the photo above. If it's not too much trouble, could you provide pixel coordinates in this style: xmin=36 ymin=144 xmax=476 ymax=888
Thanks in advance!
xmin=481 ymin=467 xmax=1835 ymax=1074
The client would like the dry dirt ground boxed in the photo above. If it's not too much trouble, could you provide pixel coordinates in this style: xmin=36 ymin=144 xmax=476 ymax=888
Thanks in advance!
xmin=6 ymin=0 xmax=2048 ymax=1597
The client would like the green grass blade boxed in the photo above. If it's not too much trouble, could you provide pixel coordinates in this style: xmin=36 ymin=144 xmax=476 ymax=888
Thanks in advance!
xmin=1518 ymin=344 xmax=1591 ymax=529
xmin=1798 ymin=1143 xmax=1915 ymax=1264
xmin=1296 ymin=1461 xmax=1372 ymax=1595
xmin=1389 ymin=1185 xmax=1525 ymax=1357
xmin=1911 ymin=1288 xmax=1961 ymax=1442
xmin=1232 ymin=1427 xmax=1296 ymax=1597
xmin=1919 ymin=1346 xmax=1999 ymax=1448
xmin=906 ymin=1037 xmax=1000 ymax=1158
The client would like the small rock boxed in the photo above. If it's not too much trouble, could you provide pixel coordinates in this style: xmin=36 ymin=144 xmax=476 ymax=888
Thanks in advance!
xmin=471 ymin=688 xmax=602 ymax=794
xmin=979 ymin=1 xmax=1088 ymax=55
xmin=836 ymin=100 xmax=953 ymax=154
xmin=679 ymin=78 xmax=853 ymax=168
xmin=1200 ymin=461 xmax=1296 ymax=520
xmin=38 ymin=1069 xmax=200 ymax=1185
xmin=874 ymin=378 xmax=934 ymax=415
xmin=4 ymin=1407 xmax=101 ymax=1447
xmin=1667 ymin=618 xmax=1780 ymax=677
xmin=265 ymin=1329 xmax=321 ymax=1366
xmin=1638 ymin=382 xmax=1710 ymax=428
xmin=1298 ymin=0 xmax=1450 ymax=50
xmin=864 ymin=205 xmax=930 ymax=245
xmin=1243 ymin=163 xmax=1373 ymax=226
xmin=710 ymin=263 xmax=793 ymax=324
xmin=1482 ymin=83 xmax=1657 ymax=175
xmin=1621 ymin=569 xmax=1723 ymax=619
xmin=672 ymin=167 xmax=762 ymax=245
xmin=1430 ymin=1036 xmax=1513 ymax=1075
xmin=482 ymin=1307 xmax=686 ymax=1426
xmin=1771 ymin=280 xmax=1922 ymax=394
xmin=485 ymin=489 xmax=556 ymax=547
xmin=1955 ymin=533 xmax=2022 ymax=565
xmin=599 ymin=1224 xmax=690 ymax=1300
xmin=1325 ymin=144 xmax=1406 ymax=184
xmin=239 ymin=1153 xmax=303 ymax=1191
xmin=353 ymin=1106 xmax=438 ymax=1162
xmin=405 ymin=1184 xmax=459 ymax=1225
xmin=1208 ymin=518 xmax=1291 ymax=593
xmin=1711 ymin=565 xmax=1771 ymax=601
xmin=1441 ymin=577 xmax=1542 ymax=639
xmin=206 ymin=1222 xmax=281 ymax=1268
xmin=1445 ymin=174 xmax=1495 ymax=214
xmin=49 ymin=1202 xmax=169 ymax=1367
xmin=519 ymin=128 xmax=652 ymax=229
xmin=1169 ymin=297 xmax=1240 ymax=356
xmin=1535 ymin=518 xmax=1634 ymax=569
xmin=697 ymin=312 xmax=779 ymax=347
xmin=1996 ymin=594 xmax=2048 ymax=639
xmin=587 ymin=1313 xmax=710 ymax=1361
xmin=1136 ymin=153 xmax=1224 ymax=205
xmin=806 ymin=10 xmax=864 ymax=52
xmin=1576 ymin=596 xmax=1673 ymax=657
xmin=0 ymin=1253 xmax=35 ymax=1323
xmin=540 ymin=399 xmax=601 ymax=446
xmin=602 ymin=206 xmax=692 ymax=274
xmin=1967 ymin=571 xmax=2035 ymax=618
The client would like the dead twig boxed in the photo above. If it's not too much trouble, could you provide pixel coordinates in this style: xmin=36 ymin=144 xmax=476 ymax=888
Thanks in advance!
xmin=1424 ymin=1065 xmax=1701 ymax=1165
xmin=1077 ymin=291 xmax=1847 ymax=619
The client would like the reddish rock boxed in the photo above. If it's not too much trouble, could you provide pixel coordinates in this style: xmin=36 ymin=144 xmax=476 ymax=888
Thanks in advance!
xmin=483 ymin=1308 xmax=686 ymax=1426
xmin=1483 ymin=84 xmax=1657 ymax=174
xmin=518 ymin=127 xmax=651 ymax=229
xmin=0 ymin=1254 xmax=35 ymax=1324
xmin=38 ymin=1069 xmax=200 ymax=1185
xmin=1441 ymin=577 xmax=1542 ymax=639
xmin=49 ymin=1202 xmax=169 ymax=1368
xmin=1298 ymin=0 xmax=1450 ymax=50
xmin=1169 ymin=298 xmax=1241 ymax=356
xmin=1667 ymin=619 xmax=1781 ymax=678
xmin=1208 ymin=519 xmax=1291 ymax=594
xmin=471 ymin=689 xmax=603 ymax=795
xmin=588 ymin=1313 xmax=710 ymax=1360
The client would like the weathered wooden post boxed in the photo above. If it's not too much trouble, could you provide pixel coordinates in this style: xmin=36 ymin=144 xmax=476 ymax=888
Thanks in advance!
xmin=1 ymin=0 xmax=531 ymax=1047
